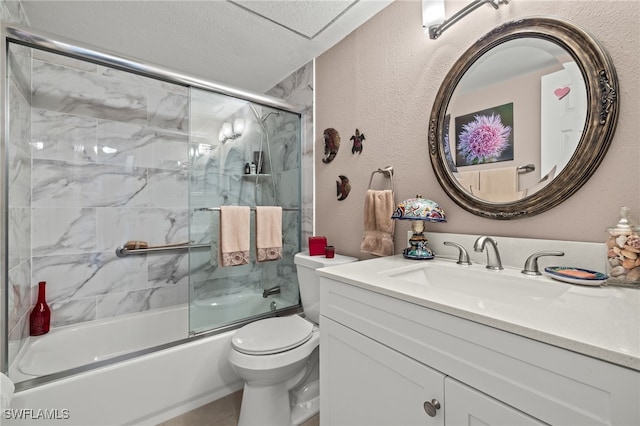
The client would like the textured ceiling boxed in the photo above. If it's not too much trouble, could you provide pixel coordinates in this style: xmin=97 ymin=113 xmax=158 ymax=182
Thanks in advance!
xmin=232 ymin=0 xmax=357 ymax=39
xmin=20 ymin=0 xmax=393 ymax=93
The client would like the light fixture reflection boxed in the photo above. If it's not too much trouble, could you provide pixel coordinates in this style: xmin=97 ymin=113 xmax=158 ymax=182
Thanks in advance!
xmin=218 ymin=119 xmax=244 ymax=144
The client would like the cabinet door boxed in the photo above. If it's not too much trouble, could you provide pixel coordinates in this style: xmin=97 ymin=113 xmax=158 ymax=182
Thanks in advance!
xmin=445 ymin=378 xmax=548 ymax=426
xmin=320 ymin=318 xmax=445 ymax=426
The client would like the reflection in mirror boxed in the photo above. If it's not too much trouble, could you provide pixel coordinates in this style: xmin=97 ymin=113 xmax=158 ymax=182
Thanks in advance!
xmin=447 ymin=38 xmax=586 ymax=200
xmin=429 ymin=18 xmax=618 ymax=219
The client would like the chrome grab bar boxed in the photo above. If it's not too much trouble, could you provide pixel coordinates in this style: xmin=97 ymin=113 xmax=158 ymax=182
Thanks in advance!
xmin=195 ymin=206 xmax=299 ymax=212
xmin=116 ymin=242 xmax=211 ymax=257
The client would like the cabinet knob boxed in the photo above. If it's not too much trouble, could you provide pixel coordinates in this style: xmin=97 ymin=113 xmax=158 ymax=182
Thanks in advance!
xmin=423 ymin=399 xmax=441 ymax=417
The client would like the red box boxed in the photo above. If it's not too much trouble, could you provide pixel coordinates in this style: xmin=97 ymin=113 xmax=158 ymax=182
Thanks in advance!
xmin=309 ymin=236 xmax=328 ymax=256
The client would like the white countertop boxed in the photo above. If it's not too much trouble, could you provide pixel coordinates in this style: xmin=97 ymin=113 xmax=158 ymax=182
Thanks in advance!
xmin=318 ymin=255 xmax=640 ymax=371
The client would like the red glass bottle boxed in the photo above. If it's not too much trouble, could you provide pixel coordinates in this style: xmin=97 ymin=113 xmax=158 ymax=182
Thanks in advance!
xmin=29 ymin=281 xmax=51 ymax=336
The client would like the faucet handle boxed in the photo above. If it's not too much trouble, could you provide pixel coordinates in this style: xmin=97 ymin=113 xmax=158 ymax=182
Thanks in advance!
xmin=521 ymin=251 xmax=565 ymax=275
xmin=443 ymin=241 xmax=472 ymax=266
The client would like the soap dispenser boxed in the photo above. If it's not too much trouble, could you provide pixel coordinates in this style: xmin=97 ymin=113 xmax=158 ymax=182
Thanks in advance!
xmin=605 ymin=207 xmax=640 ymax=286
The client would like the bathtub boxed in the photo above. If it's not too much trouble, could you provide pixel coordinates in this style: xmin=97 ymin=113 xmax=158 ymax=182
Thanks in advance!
xmin=6 ymin=293 xmax=297 ymax=426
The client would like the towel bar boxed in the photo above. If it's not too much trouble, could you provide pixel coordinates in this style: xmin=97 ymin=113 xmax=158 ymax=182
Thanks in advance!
xmin=517 ymin=164 xmax=535 ymax=174
xmin=194 ymin=207 xmax=299 ymax=212
xmin=368 ymin=166 xmax=394 ymax=191
xmin=115 ymin=242 xmax=211 ymax=257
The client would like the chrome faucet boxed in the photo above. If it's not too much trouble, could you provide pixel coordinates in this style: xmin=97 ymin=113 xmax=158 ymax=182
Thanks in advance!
xmin=521 ymin=251 xmax=564 ymax=275
xmin=473 ymin=236 xmax=503 ymax=270
xmin=443 ymin=241 xmax=472 ymax=266
xmin=262 ymin=286 xmax=281 ymax=298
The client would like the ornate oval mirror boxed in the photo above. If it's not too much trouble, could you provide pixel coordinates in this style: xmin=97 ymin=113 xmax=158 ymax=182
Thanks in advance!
xmin=429 ymin=18 xmax=618 ymax=219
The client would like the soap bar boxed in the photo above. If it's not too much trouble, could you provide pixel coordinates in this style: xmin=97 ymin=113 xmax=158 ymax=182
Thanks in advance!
xmin=309 ymin=236 xmax=328 ymax=256
xmin=558 ymin=269 xmax=597 ymax=279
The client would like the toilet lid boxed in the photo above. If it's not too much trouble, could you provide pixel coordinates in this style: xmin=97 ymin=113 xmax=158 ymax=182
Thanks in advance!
xmin=232 ymin=316 xmax=314 ymax=355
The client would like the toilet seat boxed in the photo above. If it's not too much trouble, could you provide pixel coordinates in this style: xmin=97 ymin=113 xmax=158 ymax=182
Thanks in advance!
xmin=232 ymin=315 xmax=314 ymax=355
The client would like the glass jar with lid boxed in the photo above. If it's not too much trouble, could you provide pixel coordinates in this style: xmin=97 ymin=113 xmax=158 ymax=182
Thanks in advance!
xmin=605 ymin=207 xmax=640 ymax=286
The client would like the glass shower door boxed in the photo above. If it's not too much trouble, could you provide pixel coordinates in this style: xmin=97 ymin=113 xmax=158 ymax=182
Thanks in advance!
xmin=188 ymin=88 xmax=302 ymax=335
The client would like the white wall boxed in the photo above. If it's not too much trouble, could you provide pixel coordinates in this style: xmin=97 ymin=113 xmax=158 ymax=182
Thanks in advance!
xmin=315 ymin=0 xmax=640 ymax=258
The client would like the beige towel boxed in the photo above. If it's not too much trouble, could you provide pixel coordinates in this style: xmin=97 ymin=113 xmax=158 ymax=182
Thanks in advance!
xmin=456 ymin=170 xmax=480 ymax=192
xmin=220 ymin=206 xmax=250 ymax=267
xmin=360 ymin=190 xmax=395 ymax=256
xmin=479 ymin=167 xmax=518 ymax=194
xmin=256 ymin=206 xmax=282 ymax=262
xmin=471 ymin=187 xmax=526 ymax=202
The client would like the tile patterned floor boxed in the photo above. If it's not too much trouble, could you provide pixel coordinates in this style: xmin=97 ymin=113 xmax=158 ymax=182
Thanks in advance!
xmin=159 ymin=390 xmax=319 ymax=426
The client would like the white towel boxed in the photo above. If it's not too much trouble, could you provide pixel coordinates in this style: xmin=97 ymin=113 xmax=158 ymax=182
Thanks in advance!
xmin=1 ymin=372 xmax=14 ymax=410
xmin=256 ymin=206 xmax=282 ymax=262
xmin=219 ymin=206 xmax=250 ymax=267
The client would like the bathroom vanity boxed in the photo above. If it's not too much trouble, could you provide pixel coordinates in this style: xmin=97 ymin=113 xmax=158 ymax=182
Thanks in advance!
xmin=318 ymin=256 xmax=640 ymax=426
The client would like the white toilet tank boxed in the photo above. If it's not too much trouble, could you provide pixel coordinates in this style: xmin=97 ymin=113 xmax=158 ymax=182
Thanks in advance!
xmin=294 ymin=251 xmax=358 ymax=324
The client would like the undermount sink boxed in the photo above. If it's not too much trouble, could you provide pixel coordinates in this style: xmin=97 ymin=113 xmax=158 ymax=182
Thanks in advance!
xmin=383 ymin=260 xmax=569 ymax=307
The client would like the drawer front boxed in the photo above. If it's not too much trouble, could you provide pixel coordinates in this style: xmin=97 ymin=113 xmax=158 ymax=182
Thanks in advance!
xmin=320 ymin=278 xmax=640 ymax=426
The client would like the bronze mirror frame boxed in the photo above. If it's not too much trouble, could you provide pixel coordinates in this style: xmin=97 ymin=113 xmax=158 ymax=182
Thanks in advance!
xmin=428 ymin=18 xmax=618 ymax=219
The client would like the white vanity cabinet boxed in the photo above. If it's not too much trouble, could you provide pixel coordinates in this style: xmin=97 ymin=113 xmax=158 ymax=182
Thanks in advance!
xmin=443 ymin=378 xmax=545 ymax=425
xmin=321 ymin=317 xmax=445 ymax=425
xmin=322 ymin=317 xmax=546 ymax=426
xmin=319 ymin=277 xmax=640 ymax=426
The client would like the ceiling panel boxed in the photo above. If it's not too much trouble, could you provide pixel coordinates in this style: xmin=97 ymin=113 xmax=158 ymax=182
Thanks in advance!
xmin=20 ymin=0 xmax=392 ymax=93
xmin=232 ymin=0 xmax=357 ymax=39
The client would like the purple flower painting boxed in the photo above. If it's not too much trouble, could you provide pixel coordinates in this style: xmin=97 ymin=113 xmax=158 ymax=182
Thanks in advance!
xmin=455 ymin=103 xmax=514 ymax=166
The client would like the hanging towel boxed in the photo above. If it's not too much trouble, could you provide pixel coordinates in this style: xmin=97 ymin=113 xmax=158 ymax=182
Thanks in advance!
xmin=471 ymin=187 xmax=526 ymax=202
xmin=256 ymin=206 xmax=283 ymax=262
xmin=456 ymin=170 xmax=480 ymax=192
xmin=360 ymin=189 xmax=395 ymax=256
xmin=219 ymin=206 xmax=250 ymax=267
xmin=479 ymin=166 xmax=518 ymax=194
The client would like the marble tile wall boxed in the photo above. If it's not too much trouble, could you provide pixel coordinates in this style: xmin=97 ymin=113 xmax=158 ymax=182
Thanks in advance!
xmin=6 ymin=42 xmax=33 ymax=366
xmin=267 ymin=61 xmax=314 ymax=247
xmin=3 ymin=0 xmax=32 ymax=365
xmin=5 ymin=46 xmax=192 ymax=366
xmin=1 ymin=0 xmax=28 ymax=24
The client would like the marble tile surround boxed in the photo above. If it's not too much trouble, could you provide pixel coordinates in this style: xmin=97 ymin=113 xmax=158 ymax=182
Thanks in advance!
xmin=6 ymin=50 xmax=194 ymax=347
xmin=5 ymin=32 xmax=313 ymax=371
xmin=267 ymin=62 xmax=314 ymax=246
xmin=3 ymin=0 xmax=33 ymax=369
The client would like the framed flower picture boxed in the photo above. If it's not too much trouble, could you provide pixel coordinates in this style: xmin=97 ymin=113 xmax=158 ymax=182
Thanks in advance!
xmin=454 ymin=103 xmax=514 ymax=166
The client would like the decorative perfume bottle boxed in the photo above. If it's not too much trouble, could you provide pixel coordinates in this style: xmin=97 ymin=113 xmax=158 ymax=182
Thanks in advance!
xmin=605 ymin=207 xmax=640 ymax=287
xmin=29 ymin=281 xmax=51 ymax=336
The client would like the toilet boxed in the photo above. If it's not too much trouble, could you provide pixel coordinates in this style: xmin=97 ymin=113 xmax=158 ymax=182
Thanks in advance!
xmin=228 ymin=251 xmax=357 ymax=426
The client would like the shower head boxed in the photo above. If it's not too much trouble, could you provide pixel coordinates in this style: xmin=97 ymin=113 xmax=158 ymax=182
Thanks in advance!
xmin=249 ymin=104 xmax=280 ymax=128
xmin=260 ymin=111 xmax=280 ymax=124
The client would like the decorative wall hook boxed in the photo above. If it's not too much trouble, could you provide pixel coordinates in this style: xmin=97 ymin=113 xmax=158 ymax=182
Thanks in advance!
xmin=336 ymin=175 xmax=351 ymax=201
xmin=350 ymin=128 xmax=365 ymax=154
xmin=322 ymin=128 xmax=340 ymax=164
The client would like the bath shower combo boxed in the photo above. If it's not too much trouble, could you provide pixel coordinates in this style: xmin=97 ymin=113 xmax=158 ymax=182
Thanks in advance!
xmin=0 ymin=22 xmax=307 ymax=425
